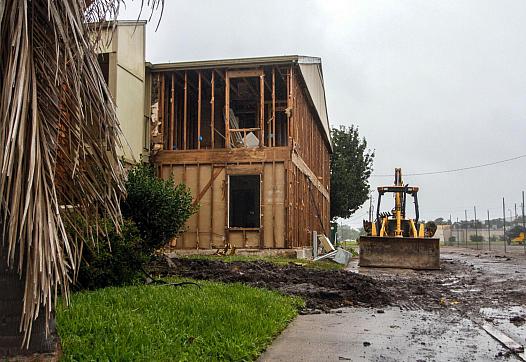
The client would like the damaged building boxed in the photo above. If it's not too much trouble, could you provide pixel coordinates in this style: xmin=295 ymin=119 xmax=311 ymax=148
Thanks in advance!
xmin=98 ymin=22 xmax=332 ymax=250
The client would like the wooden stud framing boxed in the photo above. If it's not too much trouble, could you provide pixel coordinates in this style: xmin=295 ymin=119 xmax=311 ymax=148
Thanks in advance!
xmin=153 ymin=62 xmax=331 ymax=250
xmin=211 ymin=71 xmax=215 ymax=149
xmin=169 ymin=73 xmax=175 ymax=150
xmin=259 ymin=74 xmax=265 ymax=147
xmin=198 ymin=71 xmax=202 ymax=150
xmin=183 ymin=71 xmax=188 ymax=150
xmin=159 ymin=74 xmax=165 ymax=148
xmin=272 ymin=68 xmax=276 ymax=147
xmin=225 ymin=72 xmax=230 ymax=148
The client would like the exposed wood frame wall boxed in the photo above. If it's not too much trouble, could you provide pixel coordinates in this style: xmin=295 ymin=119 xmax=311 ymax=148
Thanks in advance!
xmin=152 ymin=62 xmax=331 ymax=250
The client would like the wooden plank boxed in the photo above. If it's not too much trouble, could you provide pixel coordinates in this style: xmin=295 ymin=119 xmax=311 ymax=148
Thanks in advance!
xmin=225 ymin=72 xmax=230 ymax=148
xmin=292 ymin=151 xmax=330 ymax=201
xmin=212 ymin=167 xmax=226 ymax=248
xmin=169 ymin=73 xmax=175 ymax=150
xmin=227 ymin=69 xmax=264 ymax=78
xmin=275 ymin=163 xmax=286 ymax=248
xmin=210 ymin=165 xmax=215 ymax=246
xmin=160 ymin=74 xmax=165 ymax=148
xmin=272 ymin=68 xmax=276 ymax=147
xmin=226 ymin=164 xmax=264 ymax=175
xmin=198 ymin=71 xmax=202 ymax=150
xmin=153 ymin=146 xmax=290 ymax=164
xmin=259 ymin=74 xmax=265 ymax=147
xmin=286 ymin=66 xmax=292 ymax=148
xmin=482 ymin=323 xmax=524 ymax=354
xmin=211 ymin=71 xmax=215 ymax=149
xmin=183 ymin=71 xmax=188 ymax=150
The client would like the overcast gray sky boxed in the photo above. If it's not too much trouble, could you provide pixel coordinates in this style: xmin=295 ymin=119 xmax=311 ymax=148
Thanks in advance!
xmin=120 ymin=0 xmax=526 ymax=227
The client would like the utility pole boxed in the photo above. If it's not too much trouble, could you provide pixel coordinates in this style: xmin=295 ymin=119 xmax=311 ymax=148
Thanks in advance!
xmin=502 ymin=197 xmax=506 ymax=252
xmin=487 ymin=209 xmax=491 ymax=251
xmin=514 ymin=203 xmax=517 ymax=223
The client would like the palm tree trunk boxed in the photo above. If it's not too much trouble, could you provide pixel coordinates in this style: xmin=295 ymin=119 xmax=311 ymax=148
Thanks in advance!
xmin=0 ymin=247 xmax=60 ymax=358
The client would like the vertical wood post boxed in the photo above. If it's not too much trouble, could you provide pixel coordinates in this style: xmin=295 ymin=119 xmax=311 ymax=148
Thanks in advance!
xmin=287 ymin=67 xmax=292 ymax=147
xmin=272 ymin=68 xmax=276 ymax=147
xmin=487 ymin=209 xmax=491 ymax=251
xmin=183 ymin=71 xmax=188 ymax=150
xmin=259 ymin=73 xmax=265 ymax=147
xmin=225 ymin=72 xmax=230 ymax=148
xmin=502 ymin=197 xmax=506 ymax=252
xmin=169 ymin=73 xmax=175 ymax=150
xmin=198 ymin=72 xmax=202 ymax=150
xmin=159 ymin=74 xmax=165 ymax=148
xmin=211 ymin=71 xmax=215 ymax=149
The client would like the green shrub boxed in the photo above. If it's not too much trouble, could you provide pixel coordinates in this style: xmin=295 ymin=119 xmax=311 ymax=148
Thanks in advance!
xmin=75 ymin=219 xmax=148 ymax=290
xmin=122 ymin=163 xmax=197 ymax=252
xmin=448 ymin=236 xmax=456 ymax=242
xmin=75 ymin=163 xmax=197 ymax=290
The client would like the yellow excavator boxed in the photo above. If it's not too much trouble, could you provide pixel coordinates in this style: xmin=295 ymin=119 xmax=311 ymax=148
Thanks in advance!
xmin=359 ymin=168 xmax=440 ymax=269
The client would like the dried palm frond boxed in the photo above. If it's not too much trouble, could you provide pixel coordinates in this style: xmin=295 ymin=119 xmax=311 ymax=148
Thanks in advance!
xmin=0 ymin=0 xmax=163 ymax=347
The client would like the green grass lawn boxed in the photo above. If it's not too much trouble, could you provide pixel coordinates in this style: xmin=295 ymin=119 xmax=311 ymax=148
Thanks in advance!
xmin=56 ymin=279 xmax=303 ymax=361
xmin=185 ymin=254 xmax=344 ymax=270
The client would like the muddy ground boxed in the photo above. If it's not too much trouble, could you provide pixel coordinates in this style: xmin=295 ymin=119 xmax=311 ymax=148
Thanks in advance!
xmin=150 ymin=248 xmax=526 ymax=318
xmin=149 ymin=257 xmax=391 ymax=311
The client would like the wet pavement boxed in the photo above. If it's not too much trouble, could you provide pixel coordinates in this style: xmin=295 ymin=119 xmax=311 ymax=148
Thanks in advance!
xmin=260 ymin=248 xmax=526 ymax=361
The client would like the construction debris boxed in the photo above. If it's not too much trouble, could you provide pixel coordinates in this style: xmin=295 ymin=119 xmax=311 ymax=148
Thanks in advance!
xmin=313 ymin=234 xmax=352 ymax=265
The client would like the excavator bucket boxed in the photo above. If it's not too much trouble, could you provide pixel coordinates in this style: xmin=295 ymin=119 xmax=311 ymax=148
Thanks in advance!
xmin=359 ymin=236 xmax=440 ymax=270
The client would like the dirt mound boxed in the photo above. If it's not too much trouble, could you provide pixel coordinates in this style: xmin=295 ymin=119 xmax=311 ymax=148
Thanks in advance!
xmin=150 ymin=257 xmax=391 ymax=311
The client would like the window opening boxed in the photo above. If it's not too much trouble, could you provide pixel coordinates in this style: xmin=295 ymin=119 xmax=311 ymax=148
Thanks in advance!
xmin=228 ymin=175 xmax=261 ymax=228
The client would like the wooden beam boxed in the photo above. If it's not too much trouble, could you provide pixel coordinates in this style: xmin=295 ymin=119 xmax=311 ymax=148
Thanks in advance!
xmin=159 ymin=74 xmax=165 ymax=148
xmin=259 ymin=74 xmax=265 ymax=147
xmin=153 ymin=147 xmax=290 ymax=165
xmin=211 ymin=71 xmax=215 ymax=149
xmin=272 ymin=68 xmax=276 ymax=147
xmin=169 ymin=73 xmax=175 ymax=150
xmin=227 ymin=69 xmax=264 ymax=79
xmin=286 ymin=67 xmax=292 ymax=148
xmin=225 ymin=72 xmax=231 ymax=148
xmin=183 ymin=71 xmax=188 ymax=150
xmin=198 ymin=71 xmax=202 ymax=150
xmin=292 ymin=151 xmax=329 ymax=201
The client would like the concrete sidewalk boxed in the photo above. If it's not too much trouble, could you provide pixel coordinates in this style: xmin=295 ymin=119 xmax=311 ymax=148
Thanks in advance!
xmin=259 ymin=307 xmax=517 ymax=361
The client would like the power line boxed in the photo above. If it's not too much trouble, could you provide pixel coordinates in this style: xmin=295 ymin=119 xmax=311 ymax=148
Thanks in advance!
xmin=372 ymin=153 xmax=526 ymax=177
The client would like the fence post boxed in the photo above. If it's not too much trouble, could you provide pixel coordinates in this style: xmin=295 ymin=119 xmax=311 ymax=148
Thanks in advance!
xmin=487 ymin=209 xmax=491 ymax=251
xmin=502 ymin=197 xmax=506 ymax=253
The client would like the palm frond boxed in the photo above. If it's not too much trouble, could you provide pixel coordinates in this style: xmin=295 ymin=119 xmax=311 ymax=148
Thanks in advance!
xmin=0 ymin=0 xmax=163 ymax=347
